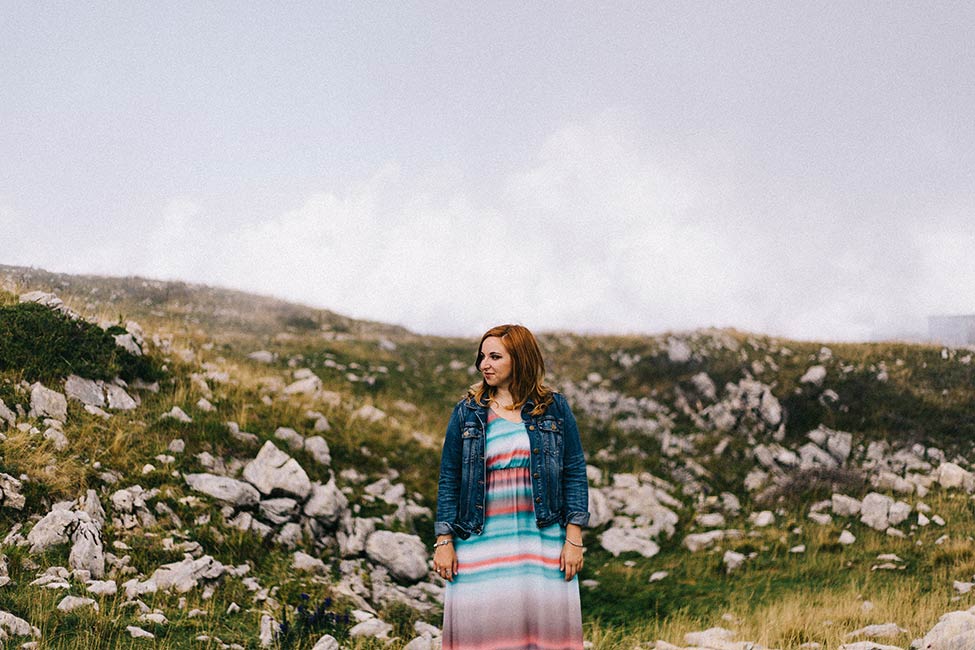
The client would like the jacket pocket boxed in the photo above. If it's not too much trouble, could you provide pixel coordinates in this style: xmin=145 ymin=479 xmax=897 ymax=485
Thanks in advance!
xmin=459 ymin=427 xmax=482 ymax=520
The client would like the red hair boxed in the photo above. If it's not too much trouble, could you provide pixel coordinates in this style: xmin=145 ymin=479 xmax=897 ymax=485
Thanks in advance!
xmin=468 ymin=324 xmax=553 ymax=415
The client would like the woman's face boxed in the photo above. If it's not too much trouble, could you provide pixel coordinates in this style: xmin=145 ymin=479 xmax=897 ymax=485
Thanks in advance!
xmin=479 ymin=336 xmax=513 ymax=390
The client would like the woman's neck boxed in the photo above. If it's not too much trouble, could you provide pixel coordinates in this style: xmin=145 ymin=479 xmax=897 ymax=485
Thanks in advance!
xmin=492 ymin=388 xmax=516 ymax=409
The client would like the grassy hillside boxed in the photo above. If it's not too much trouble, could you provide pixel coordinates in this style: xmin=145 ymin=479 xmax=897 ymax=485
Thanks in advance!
xmin=1 ymin=265 xmax=974 ymax=649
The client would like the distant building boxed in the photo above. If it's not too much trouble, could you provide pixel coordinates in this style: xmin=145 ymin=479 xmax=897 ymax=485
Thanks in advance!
xmin=928 ymin=315 xmax=975 ymax=346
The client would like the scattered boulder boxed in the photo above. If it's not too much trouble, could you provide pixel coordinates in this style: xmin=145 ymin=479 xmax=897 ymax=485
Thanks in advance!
xmin=365 ymin=531 xmax=428 ymax=583
xmin=106 ymin=385 xmax=138 ymax=410
xmin=0 ymin=473 xmax=26 ymax=510
xmin=184 ymin=474 xmax=260 ymax=508
xmin=29 ymin=383 xmax=67 ymax=421
xmin=599 ymin=527 xmax=661 ymax=558
xmin=303 ymin=478 xmax=348 ymax=525
xmin=57 ymin=596 xmax=98 ymax=613
xmin=800 ymin=365 xmax=827 ymax=386
xmin=65 ymin=375 xmax=104 ymax=407
xmin=243 ymin=441 xmax=312 ymax=499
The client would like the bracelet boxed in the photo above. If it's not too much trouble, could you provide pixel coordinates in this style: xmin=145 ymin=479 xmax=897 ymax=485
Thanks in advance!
xmin=565 ymin=538 xmax=585 ymax=549
xmin=433 ymin=539 xmax=453 ymax=549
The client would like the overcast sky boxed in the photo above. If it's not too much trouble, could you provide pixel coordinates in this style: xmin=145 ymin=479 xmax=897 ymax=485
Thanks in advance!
xmin=2 ymin=3 xmax=973 ymax=341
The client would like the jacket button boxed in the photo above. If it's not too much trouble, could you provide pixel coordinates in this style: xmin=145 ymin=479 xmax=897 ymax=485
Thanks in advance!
xmin=529 ymin=425 xmax=535 ymax=430
xmin=476 ymin=505 xmax=483 ymax=509
xmin=533 ymin=448 xmax=540 ymax=454
xmin=532 ymin=472 xmax=540 ymax=478
xmin=535 ymin=497 xmax=542 ymax=503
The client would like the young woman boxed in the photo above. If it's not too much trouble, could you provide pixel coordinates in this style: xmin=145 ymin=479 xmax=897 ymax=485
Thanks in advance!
xmin=434 ymin=324 xmax=589 ymax=650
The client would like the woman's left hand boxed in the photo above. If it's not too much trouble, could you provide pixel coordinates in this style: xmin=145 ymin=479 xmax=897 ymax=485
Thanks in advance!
xmin=560 ymin=541 xmax=584 ymax=581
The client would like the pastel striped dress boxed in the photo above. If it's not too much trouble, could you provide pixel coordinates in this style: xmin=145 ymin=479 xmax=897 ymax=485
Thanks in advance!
xmin=443 ymin=411 xmax=584 ymax=650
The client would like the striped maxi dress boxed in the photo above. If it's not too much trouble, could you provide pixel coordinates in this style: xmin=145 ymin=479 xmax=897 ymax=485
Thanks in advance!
xmin=442 ymin=410 xmax=584 ymax=650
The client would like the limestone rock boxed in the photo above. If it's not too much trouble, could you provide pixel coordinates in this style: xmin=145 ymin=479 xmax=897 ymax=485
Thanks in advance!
xmin=57 ymin=595 xmax=99 ymax=612
xmin=312 ymin=635 xmax=340 ymax=650
xmin=161 ymin=406 xmax=192 ymax=423
xmin=349 ymin=617 xmax=393 ymax=639
xmin=69 ymin=519 xmax=105 ymax=579
xmin=304 ymin=436 xmax=331 ymax=465
xmin=259 ymin=614 xmax=277 ymax=647
xmin=149 ymin=555 xmax=225 ymax=593
xmin=916 ymin=609 xmax=975 ymax=650
xmin=65 ymin=375 xmax=104 ymax=407
xmin=126 ymin=625 xmax=154 ymax=639
xmin=274 ymin=427 xmax=305 ymax=451
xmin=723 ymin=550 xmax=746 ymax=573
xmin=30 ymin=383 xmax=67 ymax=420
xmin=293 ymin=551 xmax=328 ymax=575
xmin=28 ymin=508 xmax=82 ymax=553
xmin=283 ymin=375 xmax=322 ymax=395
xmin=0 ymin=610 xmax=41 ymax=638
xmin=599 ymin=527 xmax=661 ymax=558
xmin=184 ymin=474 xmax=260 ymax=507
xmin=259 ymin=498 xmax=299 ymax=525
xmin=0 ymin=473 xmax=26 ymax=510
xmin=105 ymin=384 xmax=138 ymax=410
xmin=832 ymin=494 xmax=862 ymax=516
xmin=243 ymin=441 xmax=311 ymax=499
xmin=683 ymin=529 xmax=743 ymax=553
xmin=839 ymin=530 xmax=856 ymax=545
xmin=365 ymin=531 xmax=428 ymax=583
xmin=800 ymin=365 xmax=827 ymax=386
xmin=937 ymin=462 xmax=975 ymax=492
xmin=859 ymin=492 xmax=894 ymax=531
xmin=304 ymin=478 xmax=349 ymax=525
xmin=0 ymin=398 xmax=16 ymax=428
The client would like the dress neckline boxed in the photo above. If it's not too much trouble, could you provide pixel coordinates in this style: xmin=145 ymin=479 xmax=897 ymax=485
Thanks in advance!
xmin=488 ymin=408 xmax=523 ymax=424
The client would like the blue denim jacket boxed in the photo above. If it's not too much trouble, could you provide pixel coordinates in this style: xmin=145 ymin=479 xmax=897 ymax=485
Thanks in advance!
xmin=435 ymin=391 xmax=590 ymax=539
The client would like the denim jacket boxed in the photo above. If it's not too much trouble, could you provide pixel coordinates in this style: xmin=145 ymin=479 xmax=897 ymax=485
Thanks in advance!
xmin=435 ymin=391 xmax=590 ymax=539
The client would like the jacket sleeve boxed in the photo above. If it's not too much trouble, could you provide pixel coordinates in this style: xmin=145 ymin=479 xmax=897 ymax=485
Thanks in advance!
xmin=434 ymin=402 xmax=464 ymax=536
xmin=559 ymin=394 xmax=591 ymax=527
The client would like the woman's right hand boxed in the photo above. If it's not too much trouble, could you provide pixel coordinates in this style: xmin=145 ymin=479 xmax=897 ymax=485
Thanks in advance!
xmin=433 ymin=540 xmax=458 ymax=581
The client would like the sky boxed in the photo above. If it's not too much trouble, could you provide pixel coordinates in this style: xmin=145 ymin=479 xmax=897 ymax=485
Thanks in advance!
xmin=2 ymin=2 xmax=974 ymax=341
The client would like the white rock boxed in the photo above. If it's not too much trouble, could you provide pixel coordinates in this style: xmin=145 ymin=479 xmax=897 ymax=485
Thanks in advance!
xmin=161 ymin=406 xmax=192 ymax=423
xmin=667 ymin=337 xmax=692 ymax=363
xmin=196 ymin=398 xmax=215 ymax=412
xmin=293 ymin=551 xmax=328 ymax=574
xmin=69 ymin=519 xmax=105 ymax=578
xmin=114 ymin=333 xmax=142 ymax=356
xmin=403 ymin=634 xmax=434 ymax=650
xmin=887 ymin=500 xmax=912 ymax=527
xmin=0 ymin=610 xmax=41 ymax=638
xmin=860 ymin=492 xmax=894 ymax=531
xmin=106 ymin=385 xmax=138 ymax=410
xmin=723 ymin=550 xmax=746 ymax=573
xmin=918 ymin=610 xmax=975 ymax=650
xmin=303 ymin=478 xmax=349 ymax=525
xmin=65 ymin=376 xmax=105 ymax=407
xmin=695 ymin=512 xmax=726 ymax=527
xmin=918 ymin=512 xmax=930 ymax=526
xmin=933 ymin=514 xmax=946 ymax=526
xmin=149 ymin=555 xmax=225 ymax=593
xmin=790 ymin=545 xmax=806 ymax=553
xmin=184 ymin=474 xmax=260 ymax=507
xmin=937 ymin=462 xmax=975 ymax=492
xmin=304 ymin=436 xmax=331 ymax=465
xmin=243 ymin=441 xmax=312 ymax=499
xmin=274 ymin=427 xmax=305 ymax=451
xmin=126 ymin=626 xmax=155 ymax=639
xmin=352 ymin=405 xmax=386 ymax=422
xmin=57 ymin=595 xmax=99 ymax=612
xmin=283 ymin=375 xmax=322 ymax=395
xmin=0 ymin=473 xmax=26 ymax=510
xmin=349 ymin=618 xmax=393 ymax=639
xmin=365 ymin=531 xmax=428 ymax=583
xmin=600 ymin=527 xmax=661 ymax=558
xmin=168 ymin=439 xmax=186 ymax=453
xmin=809 ymin=512 xmax=832 ymax=525
xmin=683 ymin=530 xmax=742 ymax=553
xmin=27 ymin=508 xmax=82 ymax=553
xmin=19 ymin=290 xmax=78 ymax=317
xmin=0 ymin=398 xmax=16 ymax=428
xmin=749 ymin=510 xmax=775 ymax=527
xmin=800 ymin=365 xmax=827 ymax=386
xmin=259 ymin=498 xmax=299 ymax=527
xmin=844 ymin=623 xmax=908 ymax=639
xmin=312 ymin=634 xmax=340 ymax=650
xmin=30 ymin=383 xmax=67 ymax=420
xmin=684 ymin=627 xmax=736 ymax=647
xmin=86 ymin=580 xmax=117 ymax=596
xmin=839 ymin=530 xmax=856 ymax=545
xmin=953 ymin=581 xmax=973 ymax=594
xmin=837 ymin=643 xmax=902 ymax=650
xmin=248 ymin=350 xmax=275 ymax=364
xmin=831 ymin=494 xmax=862 ymax=516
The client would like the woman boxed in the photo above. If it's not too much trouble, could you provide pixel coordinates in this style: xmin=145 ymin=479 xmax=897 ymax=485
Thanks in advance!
xmin=434 ymin=324 xmax=589 ymax=650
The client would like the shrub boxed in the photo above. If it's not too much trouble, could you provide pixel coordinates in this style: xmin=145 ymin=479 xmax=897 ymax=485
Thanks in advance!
xmin=0 ymin=302 xmax=163 ymax=383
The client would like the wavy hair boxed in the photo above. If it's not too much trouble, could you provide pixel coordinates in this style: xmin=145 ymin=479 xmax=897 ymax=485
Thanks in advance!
xmin=467 ymin=324 xmax=554 ymax=416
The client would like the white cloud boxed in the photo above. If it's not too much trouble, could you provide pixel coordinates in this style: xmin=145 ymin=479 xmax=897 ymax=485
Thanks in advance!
xmin=7 ymin=114 xmax=972 ymax=342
